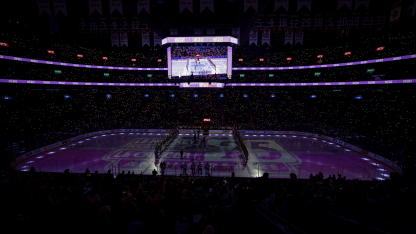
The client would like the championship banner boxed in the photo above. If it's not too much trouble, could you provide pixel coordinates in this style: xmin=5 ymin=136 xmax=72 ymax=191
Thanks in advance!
xmin=179 ymin=0 xmax=193 ymax=14
xmin=355 ymin=0 xmax=370 ymax=10
xmin=262 ymin=28 xmax=271 ymax=45
xmin=154 ymin=32 xmax=162 ymax=46
xmin=337 ymin=0 xmax=352 ymax=10
xmin=111 ymin=32 xmax=119 ymax=47
xmin=275 ymin=0 xmax=289 ymax=12
xmin=137 ymin=0 xmax=150 ymax=15
xmin=390 ymin=1 xmax=402 ymax=25
xmin=244 ymin=0 xmax=258 ymax=12
xmin=297 ymin=0 xmax=311 ymax=11
xmin=284 ymin=29 xmax=293 ymax=45
xmin=294 ymin=29 xmax=303 ymax=45
xmin=120 ymin=31 xmax=128 ymax=47
xmin=38 ymin=0 xmax=51 ymax=16
xmin=249 ymin=29 xmax=258 ymax=46
xmin=89 ymin=0 xmax=102 ymax=15
xmin=200 ymin=0 xmax=214 ymax=13
xmin=207 ymin=28 xmax=215 ymax=34
xmin=194 ymin=29 xmax=203 ymax=35
xmin=142 ymin=29 xmax=150 ymax=47
xmin=170 ymin=29 xmax=178 ymax=35
xmin=53 ymin=0 xmax=67 ymax=16
xmin=109 ymin=0 xmax=123 ymax=15
xmin=232 ymin=28 xmax=240 ymax=45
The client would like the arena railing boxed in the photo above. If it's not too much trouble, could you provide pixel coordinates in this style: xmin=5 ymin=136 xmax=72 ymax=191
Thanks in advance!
xmin=1 ymin=54 xmax=415 ymax=70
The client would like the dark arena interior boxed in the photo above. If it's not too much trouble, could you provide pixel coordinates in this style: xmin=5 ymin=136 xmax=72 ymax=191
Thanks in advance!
xmin=1 ymin=1 xmax=416 ymax=234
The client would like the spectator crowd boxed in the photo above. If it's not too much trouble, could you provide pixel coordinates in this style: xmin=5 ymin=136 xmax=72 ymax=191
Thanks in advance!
xmin=1 ymin=168 xmax=415 ymax=234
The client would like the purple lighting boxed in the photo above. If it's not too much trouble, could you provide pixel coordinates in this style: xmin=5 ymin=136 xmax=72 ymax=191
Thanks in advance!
xmin=233 ymin=54 xmax=416 ymax=70
xmin=1 ymin=79 xmax=415 ymax=87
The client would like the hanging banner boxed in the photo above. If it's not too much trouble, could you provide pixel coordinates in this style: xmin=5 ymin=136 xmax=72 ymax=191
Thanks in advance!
xmin=254 ymin=18 xmax=263 ymax=31
xmin=249 ymin=29 xmax=258 ymax=46
xmin=297 ymin=0 xmax=311 ymax=11
xmin=244 ymin=0 xmax=258 ymax=12
xmin=408 ymin=1 xmax=416 ymax=18
xmin=120 ymin=31 xmax=128 ymax=47
xmin=194 ymin=29 xmax=203 ymax=35
xmin=207 ymin=28 xmax=215 ymax=34
xmin=275 ymin=0 xmax=289 ymax=12
xmin=284 ymin=29 xmax=293 ymax=45
xmin=119 ymin=17 xmax=130 ymax=35
xmin=232 ymin=28 xmax=240 ymax=45
xmin=38 ymin=0 xmax=51 ymax=16
xmin=355 ymin=0 xmax=370 ymax=10
xmin=337 ymin=0 xmax=352 ymax=10
xmin=111 ymin=32 xmax=119 ymax=47
xmin=294 ymin=29 xmax=303 ymax=45
xmin=390 ymin=1 xmax=402 ymax=25
xmin=265 ymin=14 xmax=277 ymax=34
xmin=180 ymin=0 xmax=193 ymax=13
xmin=170 ymin=29 xmax=178 ymax=35
xmin=89 ymin=0 xmax=102 ymax=15
xmin=98 ymin=18 xmax=109 ymax=35
xmin=109 ymin=0 xmax=123 ymax=15
xmin=137 ymin=0 xmax=150 ymax=15
xmin=53 ymin=0 xmax=67 ymax=16
xmin=200 ymin=0 xmax=214 ymax=13
xmin=154 ymin=32 xmax=162 ymax=46
xmin=142 ymin=28 xmax=150 ymax=47
xmin=262 ymin=28 xmax=271 ymax=45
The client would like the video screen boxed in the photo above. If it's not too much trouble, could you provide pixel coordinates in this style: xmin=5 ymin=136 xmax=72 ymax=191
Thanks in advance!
xmin=171 ymin=46 xmax=228 ymax=78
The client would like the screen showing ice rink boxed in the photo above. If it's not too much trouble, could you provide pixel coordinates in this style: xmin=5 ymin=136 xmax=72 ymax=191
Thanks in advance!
xmin=171 ymin=46 xmax=228 ymax=77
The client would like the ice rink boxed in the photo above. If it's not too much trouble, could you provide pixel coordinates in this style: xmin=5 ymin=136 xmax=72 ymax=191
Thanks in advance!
xmin=15 ymin=132 xmax=395 ymax=180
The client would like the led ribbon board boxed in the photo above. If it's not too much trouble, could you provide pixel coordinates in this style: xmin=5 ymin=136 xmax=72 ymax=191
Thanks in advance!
xmin=1 ymin=79 xmax=415 ymax=87
xmin=1 ymin=54 xmax=415 ymax=71
xmin=162 ymin=36 xmax=238 ymax=45
xmin=227 ymin=80 xmax=416 ymax=86
xmin=232 ymin=54 xmax=416 ymax=70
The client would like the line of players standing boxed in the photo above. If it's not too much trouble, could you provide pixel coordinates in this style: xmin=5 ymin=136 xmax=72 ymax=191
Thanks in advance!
xmin=158 ymin=129 xmax=211 ymax=176
xmin=159 ymin=152 xmax=211 ymax=176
